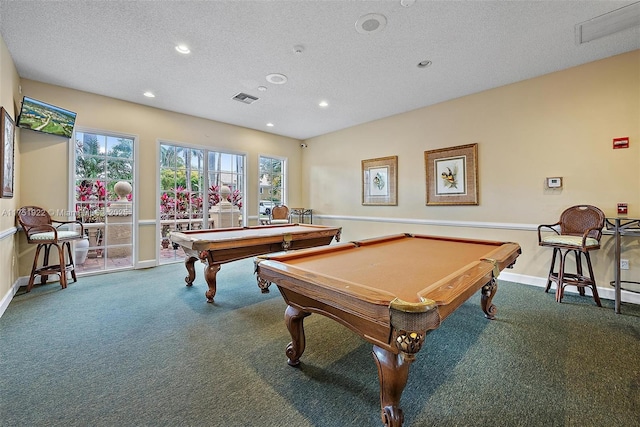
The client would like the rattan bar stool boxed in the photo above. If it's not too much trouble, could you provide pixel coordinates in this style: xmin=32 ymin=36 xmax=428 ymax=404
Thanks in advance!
xmin=537 ymin=205 xmax=605 ymax=306
xmin=16 ymin=206 xmax=85 ymax=292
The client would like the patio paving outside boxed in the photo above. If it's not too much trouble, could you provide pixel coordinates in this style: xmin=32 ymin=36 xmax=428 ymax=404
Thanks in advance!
xmin=75 ymin=245 xmax=185 ymax=274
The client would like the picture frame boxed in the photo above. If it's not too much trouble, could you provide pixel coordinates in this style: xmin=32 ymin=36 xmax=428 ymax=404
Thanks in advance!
xmin=1 ymin=106 xmax=16 ymax=198
xmin=362 ymin=155 xmax=397 ymax=206
xmin=424 ymin=143 xmax=478 ymax=206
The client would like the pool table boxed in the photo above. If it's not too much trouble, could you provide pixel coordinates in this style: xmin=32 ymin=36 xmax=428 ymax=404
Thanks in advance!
xmin=169 ymin=224 xmax=341 ymax=302
xmin=254 ymin=233 xmax=521 ymax=427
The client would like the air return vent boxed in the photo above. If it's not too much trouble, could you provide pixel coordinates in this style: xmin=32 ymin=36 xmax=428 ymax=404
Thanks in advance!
xmin=575 ymin=2 xmax=640 ymax=44
xmin=232 ymin=92 xmax=259 ymax=104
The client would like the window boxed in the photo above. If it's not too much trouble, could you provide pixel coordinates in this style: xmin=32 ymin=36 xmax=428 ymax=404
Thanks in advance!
xmin=73 ymin=130 xmax=135 ymax=273
xmin=159 ymin=143 xmax=245 ymax=264
xmin=258 ymin=156 xmax=285 ymax=217
xmin=159 ymin=144 xmax=205 ymax=229
xmin=208 ymin=152 xmax=244 ymax=212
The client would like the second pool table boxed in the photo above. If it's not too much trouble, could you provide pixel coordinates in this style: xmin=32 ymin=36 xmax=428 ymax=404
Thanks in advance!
xmin=169 ymin=223 xmax=341 ymax=302
xmin=255 ymin=233 xmax=521 ymax=426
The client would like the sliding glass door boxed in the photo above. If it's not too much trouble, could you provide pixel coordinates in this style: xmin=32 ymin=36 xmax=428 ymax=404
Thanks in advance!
xmin=159 ymin=142 xmax=245 ymax=264
xmin=73 ymin=130 xmax=136 ymax=274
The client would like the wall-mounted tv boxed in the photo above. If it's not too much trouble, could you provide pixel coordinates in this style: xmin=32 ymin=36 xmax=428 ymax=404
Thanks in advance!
xmin=16 ymin=96 xmax=77 ymax=138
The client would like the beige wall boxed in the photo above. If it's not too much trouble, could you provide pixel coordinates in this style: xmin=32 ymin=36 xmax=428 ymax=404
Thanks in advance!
xmin=0 ymin=34 xmax=22 ymax=311
xmin=1 ymin=25 xmax=638 ymax=313
xmin=303 ymin=50 xmax=640 ymax=290
xmin=0 ymin=26 xmax=303 ymax=309
xmin=16 ymin=80 xmax=303 ymax=273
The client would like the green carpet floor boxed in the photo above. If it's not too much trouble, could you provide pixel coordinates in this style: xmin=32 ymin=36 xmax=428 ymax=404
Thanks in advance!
xmin=1 ymin=258 xmax=639 ymax=427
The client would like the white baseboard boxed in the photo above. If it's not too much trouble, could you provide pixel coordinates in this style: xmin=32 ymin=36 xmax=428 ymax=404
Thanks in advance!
xmin=499 ymin=272 xmax=547 ymax=288
xmin=500 ymin=272 xmax=640 ymax=305
xmin=0 ymin=278 xmax=22 ymax=318
xmin=136 ymin=259 xmax=157 ymax=269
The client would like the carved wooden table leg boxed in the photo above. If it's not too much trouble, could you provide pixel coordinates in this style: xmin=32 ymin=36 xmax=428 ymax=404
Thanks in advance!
xmin=284 ymin=305 xmax=311 ymax=366
xmin=184 ymin=255 xmax=198 ymax=286
xmin=481 ymin=277 xmax=498 ymax=319
xmin=253 ymin=259 xmax=272 ymax=293
xmin=256 ymin=276 xmax=272 ymax=293
xmin=372 ymin=345 xmax=411 ymax=427
xmin=203 ymin=263 xmax=221 ymax=303
xmin=368 ymin=297 xmax=438 ymax=427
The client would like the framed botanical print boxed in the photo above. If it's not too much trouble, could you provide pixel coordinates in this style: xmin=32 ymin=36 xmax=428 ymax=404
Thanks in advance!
xmin=362 ymin=155 xmax=397 ymax=206
xmin=425 ymin=143 xmax=478 ymax=206
xmin=1 ymin=106 xmax=15 ymax=198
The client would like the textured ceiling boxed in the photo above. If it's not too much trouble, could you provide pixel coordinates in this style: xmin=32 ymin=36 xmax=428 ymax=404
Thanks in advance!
xmin=0 ymin=0 xmax=638 ymax=140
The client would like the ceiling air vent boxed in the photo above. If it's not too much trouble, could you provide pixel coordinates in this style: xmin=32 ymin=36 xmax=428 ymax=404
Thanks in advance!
xmin=232 ymin=92 xmax=259 ymax=104
xmin=575 ymin=2 xmax=640 ymax=44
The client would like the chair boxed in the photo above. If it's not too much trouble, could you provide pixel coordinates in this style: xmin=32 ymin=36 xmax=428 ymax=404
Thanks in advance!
xmin=537 ymin=205 xmax=605 ymax=306
xmin=269 ymin=205 xmax=290 ymax=225
xmin=16 ymin=206 xmax=85 ymax=292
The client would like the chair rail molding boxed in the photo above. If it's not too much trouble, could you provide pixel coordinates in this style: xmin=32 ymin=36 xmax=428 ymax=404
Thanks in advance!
xmin=315 ymin=214 xmax=539 ymax=231
xmin=0 ymin=226 xmax=17 ymax=241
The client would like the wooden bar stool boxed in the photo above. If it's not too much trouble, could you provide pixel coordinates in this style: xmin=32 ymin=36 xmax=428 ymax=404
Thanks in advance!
xmin=16 ymin=206 xmax=85 ymax=292
xmin=537 ymin=205 xmax=605 ymax=306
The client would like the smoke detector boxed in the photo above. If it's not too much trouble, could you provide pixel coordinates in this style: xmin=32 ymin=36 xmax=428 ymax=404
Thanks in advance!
xmin=355 ymin=13 xmax=387 ymax=34
xmin=266 ymin=73 xmax=288 ymax=84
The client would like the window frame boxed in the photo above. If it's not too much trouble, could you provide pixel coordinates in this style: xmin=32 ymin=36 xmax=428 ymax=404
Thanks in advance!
xmin=258 ymin=154 xmax=287 ymax=217
xmin=157 ymin=140 xmax=247 ymax=264
xmin=69 ymin=127 xmax=139 ymax=273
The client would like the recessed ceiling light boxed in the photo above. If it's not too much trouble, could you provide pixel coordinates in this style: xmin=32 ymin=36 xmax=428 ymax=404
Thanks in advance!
xmin=355 ymin=13 xmax=387 ymax=34
xmin=417 ymin=60 xmax=432 ymax=68
xmin=257 ymin=86 xmax=267 ymax=92
xmin=143 ymin=91 xmax=155 ymax=98
xmin=266 ymin=123 xmax=274 ymax=127
xmin=266 ymin=73 xmax=288 ymax=84
xmin=319 ymin=101 xmax=329 ymax=108
xmin=175 ymin=44 xmax=190 ymax=54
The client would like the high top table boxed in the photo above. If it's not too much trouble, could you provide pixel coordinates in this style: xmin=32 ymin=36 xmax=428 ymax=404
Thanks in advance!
xmin=605 ymin=214 xmax=640 ymax=314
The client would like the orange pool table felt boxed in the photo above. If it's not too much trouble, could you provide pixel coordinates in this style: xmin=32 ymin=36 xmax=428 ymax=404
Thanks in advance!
xmin=255 ymin=233 xmax=521 ymax=427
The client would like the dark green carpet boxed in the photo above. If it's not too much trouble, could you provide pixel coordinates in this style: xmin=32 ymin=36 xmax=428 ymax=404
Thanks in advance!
xmin=1 ymin=258 xmax=639 ymax=427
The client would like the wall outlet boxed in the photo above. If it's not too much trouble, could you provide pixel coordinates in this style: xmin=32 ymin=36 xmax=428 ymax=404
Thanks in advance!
xmin=620 ymin=259 xmax=629 ymax=270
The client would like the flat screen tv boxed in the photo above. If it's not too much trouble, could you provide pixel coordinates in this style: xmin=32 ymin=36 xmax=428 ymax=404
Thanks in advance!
xmin=17 ymin=96 xmax=77 ymax=138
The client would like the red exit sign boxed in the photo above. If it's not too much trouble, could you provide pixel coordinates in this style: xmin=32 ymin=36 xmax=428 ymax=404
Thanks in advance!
xmin=613 ymin=137 xmax=629 ymax=149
